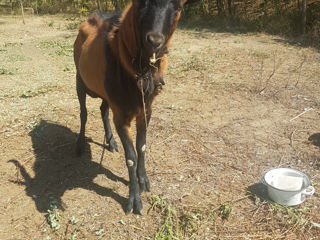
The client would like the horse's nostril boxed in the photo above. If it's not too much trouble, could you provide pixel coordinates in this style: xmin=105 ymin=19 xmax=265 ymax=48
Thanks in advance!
xmin=146 ymin=33 xmax=164 ymax=49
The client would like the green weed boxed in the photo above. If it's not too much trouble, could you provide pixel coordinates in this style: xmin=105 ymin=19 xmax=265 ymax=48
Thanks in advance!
xmin=252 ymin=50 xmax=270 ymax=59
xmin=46 ymin=197 xmax=61 ymax=231
xmin=149 ymin=194 xmax=168 ymax=211
xmin=95 ymin=228 xmax=104 ymax=236
xmin=19 ymin=86 xmax=55 ymax=98
xmin=4 ymin=42 xmax=23 ymax=47
xmin=26 ymin=117 xmax=39 ymax=130
xmin=8 ymin=54 xmax=31 ymax=62
xmin=155 ymin=205 xmax=181 ymax=240
xmin=179 ymin=210 xmax=203 ymax=236
xmin=0 ymin=67 xmax=16 ymax=75
xmin=48 ymin=20 xmax=54 ymax=27
xmin=219 ymin=204 xmax=232 ymax=220
xmin=37 ymin=40 xmax=73 ymax=57
xmin=66 ymin=22 xmax=79 ymax=30
xmin=183 ymin=56 xmax=206 ymax=72
xmin=270 ymin=202 xmax=311 ymax=226
xmin=148 ymin=194 xmax=182 ymax=240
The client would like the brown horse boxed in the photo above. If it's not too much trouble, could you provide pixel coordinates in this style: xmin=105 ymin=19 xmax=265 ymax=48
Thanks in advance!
xmin=73 ymin=0 xmax=194 ymax=215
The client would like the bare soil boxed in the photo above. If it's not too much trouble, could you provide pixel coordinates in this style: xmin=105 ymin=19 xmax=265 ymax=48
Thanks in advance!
xmin=0 ymin=14 xmax=319 ymax=239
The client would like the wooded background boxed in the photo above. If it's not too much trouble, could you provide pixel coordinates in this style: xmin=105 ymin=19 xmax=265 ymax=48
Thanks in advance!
xmin=1 ymin=0 xmax=319 ymax=39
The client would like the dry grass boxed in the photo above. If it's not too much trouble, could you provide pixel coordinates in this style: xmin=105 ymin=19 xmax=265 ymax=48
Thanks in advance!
xmin=0 ymin=14 xmax=319 ymax=239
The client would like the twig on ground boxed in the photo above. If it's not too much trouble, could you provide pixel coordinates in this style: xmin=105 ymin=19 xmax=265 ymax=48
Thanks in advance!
xmin=156 ymin=133 xmax=176 ymax=145
xmin=289 ymin=108 xmax=313 ymax=122
xmin=130 ymin=224 xmax=143 ymax=231
xmin=294 ymin=55 xmax=306 ymax=87
xmin=64 ymin=222 xmax=70 ymax=240
xmin=259 ymin=54 xmax=277 ymax=94
xmin=289 ymin=131 xmax=295 ymax=148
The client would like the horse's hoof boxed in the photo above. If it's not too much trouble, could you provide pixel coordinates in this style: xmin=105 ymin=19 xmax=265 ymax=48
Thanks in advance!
xmin=107 ymin=137 xmax=118 ymax=153
xmin=126 ymin=193 xmax=142 ymax=215
xmin=139 ymin=176 xmax=150 ymax=193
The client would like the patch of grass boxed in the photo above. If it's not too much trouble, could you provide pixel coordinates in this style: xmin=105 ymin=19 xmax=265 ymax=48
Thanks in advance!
xmin=148 ymin=195 xmax=217 ymax=239
xmin=7 ymin=54 xmax=31 ymax=62
xmin=149 ymin=194 xmax=168 ymax=211
xmin=19 ymin=87 xmax=53 ymax=98
xmin=269 ymin=202 xmax=311 ymax=227
xmin=26 ymin=117 xmax=39 ymax=130
xmin=48 ymin=20 xmax=54 ymax=27
xmin=218 ymin=203 xmax=232 ymax=220
xmin=179 ymin=210 xmax=203 ymax=236
xmin=148 ymin=194 xmax=182 ymax=240
xmin=46 ymin=197 xmax=61 ymax=231
xmin=95 ymin=228 xmax=104 ymax=236
xmin=4 ymin=42 xmax=23 ymax=47
xmin=252 ymin=50 xmax=270 ymax=59
xmin=66 ymin=22 xmax=80 ymax=30
xmin=63 ymin=66 xmax=72 ymax=72
xmin=155 ymin=205 xmax=181 ymax=240
xmin=37 ymin=40 xmax=73 ymax=57
xmin=0 ymin=67 xmax=17 ymax=75
xmin=183 ymin=56 xmax=209 ymax=72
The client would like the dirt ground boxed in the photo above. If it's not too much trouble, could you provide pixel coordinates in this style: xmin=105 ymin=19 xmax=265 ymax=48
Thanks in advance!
xmin=0 ymin=14 xmax=320 ymax=240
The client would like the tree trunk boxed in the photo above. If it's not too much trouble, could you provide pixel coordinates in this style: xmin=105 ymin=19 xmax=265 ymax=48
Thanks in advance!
xmin=227 ymin=0 xmax=232 ymax=17
xmin=97 ymin=0 xmax=101 ymax=11
xmin=216 ymin=0 xmax=224 ymax=16
xmin=301 ymin=0 xmax=306 ymax=34
xmin=19 ymin=0 xmax=25 ymax=24
xmin=112 ymin=0 xmax=119 ymax=11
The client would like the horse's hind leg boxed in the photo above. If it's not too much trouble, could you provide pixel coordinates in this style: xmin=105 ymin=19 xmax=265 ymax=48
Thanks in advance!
xmin=76 ymin=73 xmax=87 ymax=156
xmin=100 ymin=100 xmax=118 ymax=152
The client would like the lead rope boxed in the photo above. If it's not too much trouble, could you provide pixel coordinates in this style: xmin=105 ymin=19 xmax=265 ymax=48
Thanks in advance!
xmin=140 ymin=79 xmax=148 ymax=132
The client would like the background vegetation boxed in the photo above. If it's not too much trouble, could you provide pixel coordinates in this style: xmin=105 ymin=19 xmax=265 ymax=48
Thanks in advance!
xmin=0 ymin=0 xmax=319 ymax=42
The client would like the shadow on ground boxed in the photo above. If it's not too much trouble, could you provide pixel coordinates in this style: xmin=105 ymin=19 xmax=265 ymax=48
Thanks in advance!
xmin=178 ymin=15 xmax=320 ymax=51
xmin=308 ymin=133 xmax=320 ymax=147
xmin=9 ymin=119 xmax=128 ymax=213
xmin=247 ymin=182 xmax=272 ymax=202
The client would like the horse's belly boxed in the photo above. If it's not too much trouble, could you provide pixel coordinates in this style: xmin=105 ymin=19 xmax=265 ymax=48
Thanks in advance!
xmin=79 ymin=35 xmax=108 ymax=100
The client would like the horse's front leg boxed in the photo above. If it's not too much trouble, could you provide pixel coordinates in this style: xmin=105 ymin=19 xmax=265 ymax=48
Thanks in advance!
xmin=114 ymin=112 xmax=142 ymax=215
xmin=136 ymin=110 xmax=151 ymax=193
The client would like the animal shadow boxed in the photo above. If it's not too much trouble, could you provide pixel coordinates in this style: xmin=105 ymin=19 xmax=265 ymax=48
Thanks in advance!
xmin=9 ymin=120 xmax=128 ymax=213
xmin=247 ymin=182 xmax=272 ymax=203
xmin=308 ymin=133 xmax=320 ymax=147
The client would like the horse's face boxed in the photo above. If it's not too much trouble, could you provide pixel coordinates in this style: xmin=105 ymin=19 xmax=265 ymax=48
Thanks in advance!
xmin=135 ymin=0 xmax=186 ymax=58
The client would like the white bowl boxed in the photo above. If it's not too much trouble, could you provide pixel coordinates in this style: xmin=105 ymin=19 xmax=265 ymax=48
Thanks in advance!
xmin=262 ymin=168 xmax=315 ymax=206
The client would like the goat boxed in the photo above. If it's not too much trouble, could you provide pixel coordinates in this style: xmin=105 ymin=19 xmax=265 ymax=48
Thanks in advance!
xmin=73 ymin=0 xmax=193 ymax=215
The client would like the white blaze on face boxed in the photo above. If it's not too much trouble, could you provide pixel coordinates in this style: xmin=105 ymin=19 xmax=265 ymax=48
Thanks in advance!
xmin=127 ymin=159 xmax=134 ymax=167
xmin=141 ymin=144 xmax=146 ymax=152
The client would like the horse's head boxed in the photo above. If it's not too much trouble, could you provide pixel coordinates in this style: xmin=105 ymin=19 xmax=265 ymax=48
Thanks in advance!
xmin=133 ymin=0 xmax=189 ymax=58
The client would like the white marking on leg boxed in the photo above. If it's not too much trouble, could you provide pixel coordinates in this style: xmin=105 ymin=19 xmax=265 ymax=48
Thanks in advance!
xmin=141 ymin=144 xmax=146 ymax=152
xmin=127 ymin=159 xmax=134 ymax=167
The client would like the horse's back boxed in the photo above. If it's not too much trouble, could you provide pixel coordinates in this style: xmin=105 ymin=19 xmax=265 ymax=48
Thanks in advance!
xmin=74 ymin=15 xmax=110 ymax=101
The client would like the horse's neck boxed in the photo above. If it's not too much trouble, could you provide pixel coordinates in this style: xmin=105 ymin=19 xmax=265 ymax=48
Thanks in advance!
xmin=110 ymin=3 xmax=139 ymax=78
